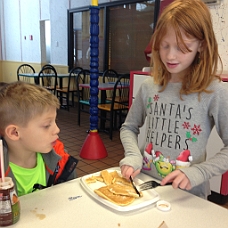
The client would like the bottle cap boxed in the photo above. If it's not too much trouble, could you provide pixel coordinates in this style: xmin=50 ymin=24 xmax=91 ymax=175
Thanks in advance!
xmin=0 ymin=177 xmax=14 ymax=189
xmin=156 ymin=200 xmax=171 ymax=212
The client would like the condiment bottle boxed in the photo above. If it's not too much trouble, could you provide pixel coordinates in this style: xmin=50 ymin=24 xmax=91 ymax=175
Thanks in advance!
xmin=0 ymin=177 xmax=20 ymax=226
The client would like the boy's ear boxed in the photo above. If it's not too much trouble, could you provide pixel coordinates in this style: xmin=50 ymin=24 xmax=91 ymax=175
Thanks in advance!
xmin=5 ymin=125 xmax=20 ymax=140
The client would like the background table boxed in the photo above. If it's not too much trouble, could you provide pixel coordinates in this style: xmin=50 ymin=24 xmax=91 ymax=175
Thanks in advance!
xmin=15 ymin=168 xmax=228 ymax=228
xmin=79 ymin=83 xmax=129 ymax=129
xmin=18 ymin=73 xmax=69 ymax=88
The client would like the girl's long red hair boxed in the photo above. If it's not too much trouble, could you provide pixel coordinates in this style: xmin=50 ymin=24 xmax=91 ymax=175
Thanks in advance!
xmin=151 ymin=0 xmax=222 ymax=97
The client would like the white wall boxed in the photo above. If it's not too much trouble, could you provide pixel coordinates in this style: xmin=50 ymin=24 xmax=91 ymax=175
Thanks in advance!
xmin=0 ymin=0 xmax=120 ymax=65
xmin=40 ymin=0 xmax=50 ymax=20
xmin=0 ymin=0 xmax=49 ymax=62
xmin=1 ymin=0 xmax=21 ymax=61
xmin=0 ymin=0 xmax=228 ymax=71
xmin=50 ymin=0 xmax=69 ymax=65
xmin=20 ymin=0 xmax=41 ymax=63
xmin=209 ymin=2 xmax=228 ymax=71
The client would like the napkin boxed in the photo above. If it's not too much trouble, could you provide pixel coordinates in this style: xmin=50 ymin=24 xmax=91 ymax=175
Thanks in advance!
xmin=158 ymin=221 xmax=169 ymax=228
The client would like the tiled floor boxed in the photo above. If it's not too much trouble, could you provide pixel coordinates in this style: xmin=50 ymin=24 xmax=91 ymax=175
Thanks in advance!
xmin=56 ymin=105 xmax=125 ymax=178
xmin=56 ymin=105 xmax=228 ymax=209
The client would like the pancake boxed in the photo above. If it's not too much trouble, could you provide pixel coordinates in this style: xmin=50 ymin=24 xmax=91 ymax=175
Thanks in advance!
xmin=108 ymin=183 xmax=142 ymax=198
xmin=93 ymin=175 xmax=104 ymax=182
xmin=85 ymin=176 xmax=97 ymax=184
xmin=100 ymin=170 xmax=114 ymax=185
xmin=85 ymin=174 xmax=104 ymax=184
xmin=94 ymin=185 xmax=135 ymax=206
xmin=88 ymin=170 xmax=143 ymax=206
xmin=110 ymin=170 xmax=120 ymax=179
xmin=113 ymin=176 xmax=132 ymax=187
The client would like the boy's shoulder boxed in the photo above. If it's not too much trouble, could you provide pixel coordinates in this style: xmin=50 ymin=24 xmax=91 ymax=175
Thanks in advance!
xmin=42 ymin=139 xmax=69 ymax=167
xmin=53 ymin=139 xmax=66 ymax=156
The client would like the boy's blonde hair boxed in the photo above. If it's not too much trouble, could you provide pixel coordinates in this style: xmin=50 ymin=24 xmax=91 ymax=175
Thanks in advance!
xmin=0 ymin=81 xmax=60 ymax=135
xmin=151 ymin=0 xmax=222 ymax=96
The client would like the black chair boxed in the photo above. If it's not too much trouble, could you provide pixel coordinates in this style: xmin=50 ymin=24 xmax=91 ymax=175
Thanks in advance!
xmin=98 ymin=74 xmax=130 ymax=140
xmin=39 ymin=65 xmax=58 ymax=95
xmin=56 ymin=67 xmax=83 ymax=111
xmin=41 ymin=64 xmax=56 ymax=70
xmin=102 ymin=69 xmax=119 ymax=102
xmin=102 ymin=69 xmax=118 ymax=83
xmin=17 ymin=64 xmax=35 ymax=83
xmin=76 ymin=69 xmax=91 ymax=126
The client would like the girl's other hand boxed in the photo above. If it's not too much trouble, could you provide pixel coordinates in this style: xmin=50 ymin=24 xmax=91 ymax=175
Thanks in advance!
xmin=120 ymin=165 xmax=140 ymax=180
xmin=161 ymin=169 xmax=192 ymax=190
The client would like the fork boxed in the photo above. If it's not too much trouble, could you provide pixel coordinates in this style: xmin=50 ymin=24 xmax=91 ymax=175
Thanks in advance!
xmin=138 ymin=180 xmax=172 ymax=191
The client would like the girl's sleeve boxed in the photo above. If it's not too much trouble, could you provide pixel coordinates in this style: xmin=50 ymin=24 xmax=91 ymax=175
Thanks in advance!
xmin=181 ymin=84 xmax=228 ymax=187
xmin=119 ymin=82 xmax=148 ymax=171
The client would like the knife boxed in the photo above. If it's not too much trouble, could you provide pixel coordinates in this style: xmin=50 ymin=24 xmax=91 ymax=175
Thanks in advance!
xmin=129 ymin=176 xmax=141 ymax=197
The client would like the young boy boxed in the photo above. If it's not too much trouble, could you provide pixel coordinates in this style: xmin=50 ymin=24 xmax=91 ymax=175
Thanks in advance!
xmin=0 ymin=81 xmax=78 ymax=196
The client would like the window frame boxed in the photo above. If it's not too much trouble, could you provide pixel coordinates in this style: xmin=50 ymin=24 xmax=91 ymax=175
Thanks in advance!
xmin=67 ymin=0 xmax=160 ymax=72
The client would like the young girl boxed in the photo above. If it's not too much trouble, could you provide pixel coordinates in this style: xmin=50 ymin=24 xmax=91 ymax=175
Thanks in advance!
xmin=119 ymin=0 xmax=228 ymax=199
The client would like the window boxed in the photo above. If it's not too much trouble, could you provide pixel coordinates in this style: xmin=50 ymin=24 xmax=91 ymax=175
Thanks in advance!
xmin=70 ymin=9 xmax=104 ymax=71
xmin=68 ymin=0 xmax=159 ymax=74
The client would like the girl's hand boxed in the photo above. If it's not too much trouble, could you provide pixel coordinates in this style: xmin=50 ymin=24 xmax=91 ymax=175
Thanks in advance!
xmin=160 ymin=170 xmax=192 ymax=190
xmin=120 ymin=165 xmax=140 ymax=180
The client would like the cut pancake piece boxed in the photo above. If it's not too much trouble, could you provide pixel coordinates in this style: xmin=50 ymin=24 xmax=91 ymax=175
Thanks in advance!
xmin=108 ymin=183 xmax=142 ymax=198
xmin=93 ymin=175 xmax=104 ymax=182
xmin=113 ymin=176 xmax=132 ymax=187
xmin=100 ymin=170 xmax=113 ymax=185
xmin=85 ymin=176 xmax=97 ymax=184
xmin=110 ymin=170 xmax=120 ymax=179
xmin=94 ymin=185 xmax=135 ymax=206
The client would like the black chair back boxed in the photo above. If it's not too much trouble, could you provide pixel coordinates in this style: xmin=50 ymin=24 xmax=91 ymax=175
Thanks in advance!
xmin=102 ymin=69 xmax=118 ymax=83
xmin=17 ymin=64 xmax=35 ymax=83
xmin=68 ymin=67 xmax=83 ymax=92
xmin=39 ymin=66 xmax=58 ymax=95
xmin=42 ymin=64 xmax=56 ymax=70
xmin=98 ymin=74 xmax=129 ymax=139
xmin=111 ymin=74 xmax=129 ymax=110
xmin=76 ymin=69 xmax=91 ymax=125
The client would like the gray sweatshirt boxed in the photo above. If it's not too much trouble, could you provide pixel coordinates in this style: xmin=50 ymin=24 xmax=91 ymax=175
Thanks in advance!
xmin=120 ymin=77 xmax=228 ymax=199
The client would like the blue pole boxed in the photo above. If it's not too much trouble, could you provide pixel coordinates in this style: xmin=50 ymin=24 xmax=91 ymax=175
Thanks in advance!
xmin=80 ymin=4 xmax=107 ymax=159
xmin=89 ymin=6 xmax=99 ymax=130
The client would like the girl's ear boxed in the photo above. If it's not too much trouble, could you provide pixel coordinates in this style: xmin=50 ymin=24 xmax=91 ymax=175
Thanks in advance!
xmin=5 ymin=125 xmax=20 ymax=140
xmin=198 ymin=41 xmax=204 ymax=52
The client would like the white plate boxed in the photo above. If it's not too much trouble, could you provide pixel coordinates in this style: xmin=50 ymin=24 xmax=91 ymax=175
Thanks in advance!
xmin=80 ymin=168 xmax=160 ymax=212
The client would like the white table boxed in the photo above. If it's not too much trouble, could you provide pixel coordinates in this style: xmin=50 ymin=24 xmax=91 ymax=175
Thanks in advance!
xmin=14 ymin=169 xmax=228 ymax=228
